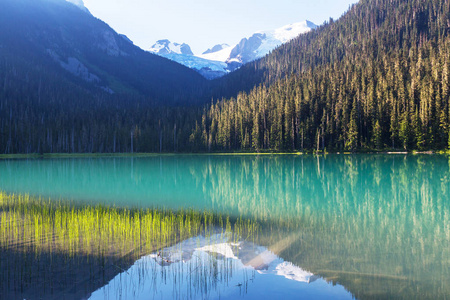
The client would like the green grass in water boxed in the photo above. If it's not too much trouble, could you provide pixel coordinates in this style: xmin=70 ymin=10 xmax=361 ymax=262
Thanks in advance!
xmin=0 ymin=192 xmax=259 ymax=260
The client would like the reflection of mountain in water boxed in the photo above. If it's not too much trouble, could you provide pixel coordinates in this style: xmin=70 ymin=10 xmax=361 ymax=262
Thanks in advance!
xmin=90 ymin=234 xmax=352 ymax=300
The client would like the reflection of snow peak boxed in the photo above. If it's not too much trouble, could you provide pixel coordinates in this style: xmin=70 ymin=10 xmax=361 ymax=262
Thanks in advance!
xmin=150 ymin=234 xmax=316 ymax=284
xmin=197 ymin=243 xmax=238 ymax=260
xmin=234 ymin=245 xmax=315 ymax=284
xmin=274 ymin=261 xmax=316 ymax=283
xmin=90 ymin=234 xmax=353 ymax=300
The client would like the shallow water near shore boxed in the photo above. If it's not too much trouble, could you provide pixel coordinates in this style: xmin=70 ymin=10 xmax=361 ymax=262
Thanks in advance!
xmin=1 ymin=154 xmax=449 ymax=299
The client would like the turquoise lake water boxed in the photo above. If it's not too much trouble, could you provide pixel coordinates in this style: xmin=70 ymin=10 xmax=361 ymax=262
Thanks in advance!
xmin=1 ymin=154 xmax=449 ymax=299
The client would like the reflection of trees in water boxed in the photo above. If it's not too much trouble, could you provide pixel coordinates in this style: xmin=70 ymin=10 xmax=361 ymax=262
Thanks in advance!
xmin=189 ymin=154 xmax=450 ymax=299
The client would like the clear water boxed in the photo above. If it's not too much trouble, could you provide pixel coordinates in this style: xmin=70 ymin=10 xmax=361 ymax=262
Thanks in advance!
xmin=1 ymin=154 xmax=449 ymax=299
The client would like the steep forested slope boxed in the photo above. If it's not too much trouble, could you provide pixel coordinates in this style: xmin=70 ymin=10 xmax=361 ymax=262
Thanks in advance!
xmin=197 ymin=0 xmax=450 ymax=152
xmin=213 ymin=0 xmax=448 ymax=97
xmin=0 ymin=0 xmax=208 ymax=104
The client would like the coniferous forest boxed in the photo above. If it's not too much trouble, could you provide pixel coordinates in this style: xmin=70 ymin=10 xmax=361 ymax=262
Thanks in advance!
xmin=2 ymin=0 xmax=450 ymax=153
xmin=200 ymin=0 xmax=450 ymax=152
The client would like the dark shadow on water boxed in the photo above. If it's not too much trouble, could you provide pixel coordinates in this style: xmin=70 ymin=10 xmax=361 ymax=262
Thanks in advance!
xmin=0 ymin=247 xmax=136 ymax=300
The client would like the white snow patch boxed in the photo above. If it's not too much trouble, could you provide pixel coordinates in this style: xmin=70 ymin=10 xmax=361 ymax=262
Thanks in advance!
xmin=271 ymin=21 xmax=315 ymax=42
xmin=197 ymin=46 xmax=233 ymax=63
xmin=252 ymin=20 xmax=316 ymax=60
xmin=168 ymin=43 xmax=182 ymax=54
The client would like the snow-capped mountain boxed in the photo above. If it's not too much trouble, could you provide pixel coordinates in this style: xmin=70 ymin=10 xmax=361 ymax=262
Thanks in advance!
xmin=227 ymin=20 xmax=317 ymax=67
xmin=149 ymin=40 xmax=228 ymax=79
xmin=150 ymin=40 xmax=194 ymax=56
xmin=149 ymin=20 xmax=316 ymax=79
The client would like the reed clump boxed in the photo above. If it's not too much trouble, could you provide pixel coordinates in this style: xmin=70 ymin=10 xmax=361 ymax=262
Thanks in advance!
xmin=0 ymin=192 xmax=259 ymax=260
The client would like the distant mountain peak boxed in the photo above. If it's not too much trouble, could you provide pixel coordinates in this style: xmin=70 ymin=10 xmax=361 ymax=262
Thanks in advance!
xmin=228 ymin=20 xmax=317 ymax=65
xmin=197 ymin=20 xmax=316 ymax=72
xmin=149 ymin=40 xmax=194 ymax=56
xmin=263 ymin=20 xmax=317 ymax=43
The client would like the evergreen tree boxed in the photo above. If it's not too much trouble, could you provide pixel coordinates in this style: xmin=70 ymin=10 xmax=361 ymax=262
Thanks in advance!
xmin=346 ymin=117 xmax=358 ymax=152
xmin=373 ymin=120 xmax=382 ymax=150
xmin=399 ymin=110 xmax=410 ymax=150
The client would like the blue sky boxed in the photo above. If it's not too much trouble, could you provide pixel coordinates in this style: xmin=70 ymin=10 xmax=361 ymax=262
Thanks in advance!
xmin=83 ymin=0 xmax=359 ymax=55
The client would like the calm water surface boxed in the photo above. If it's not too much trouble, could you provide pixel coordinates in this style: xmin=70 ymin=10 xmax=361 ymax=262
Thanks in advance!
xmin=1 ymin=154 xmax=449 ymax=299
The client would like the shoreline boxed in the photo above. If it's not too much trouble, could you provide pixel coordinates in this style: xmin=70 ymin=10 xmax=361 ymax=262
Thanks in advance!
xmin=0 ymin=150 xmax=447 ymax=159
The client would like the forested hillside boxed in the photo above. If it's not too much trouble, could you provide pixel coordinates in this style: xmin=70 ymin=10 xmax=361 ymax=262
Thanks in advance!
xmin=0 ymin=0 xmax=207 ymax=154
xmin=196 ymin=0 xmax=450 ymax=152
xmin=0 ymin=52 xmax=200 ymax=153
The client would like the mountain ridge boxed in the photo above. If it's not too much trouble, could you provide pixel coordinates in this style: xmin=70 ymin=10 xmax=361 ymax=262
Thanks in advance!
xmin=202 ymin=44 xmax=230 ymax=55
xmin=148 ymin=20 xmax=317 ymax=79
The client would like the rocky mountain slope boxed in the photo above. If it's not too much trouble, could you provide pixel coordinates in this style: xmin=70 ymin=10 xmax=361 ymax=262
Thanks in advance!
xmin=0 ymin=0 xmax=208 ymax=104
